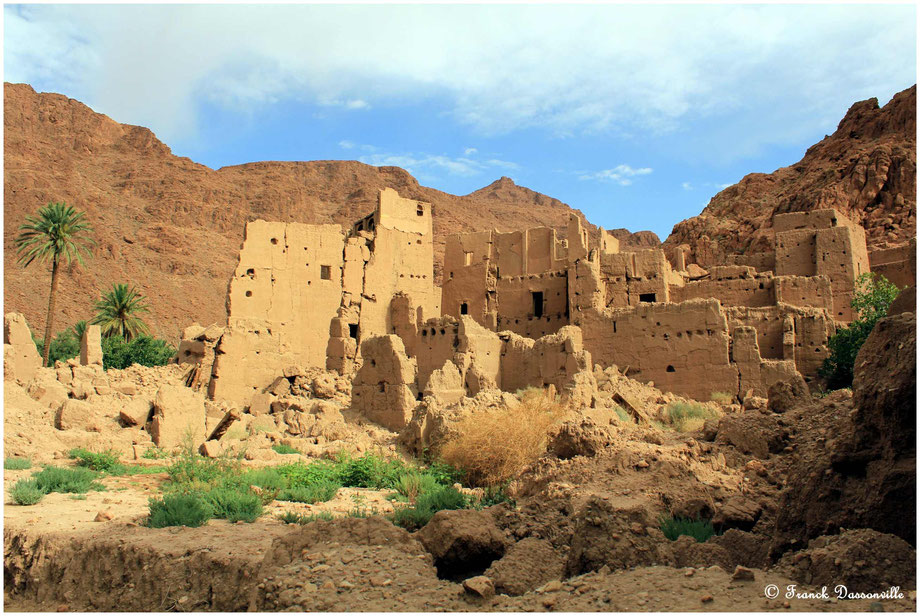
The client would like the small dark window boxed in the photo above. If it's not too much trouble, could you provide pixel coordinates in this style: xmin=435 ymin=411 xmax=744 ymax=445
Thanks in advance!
xmin=378 ymin=382 xmax=386 ymax=393
xmin=245 ymin=290 xmax=252 ymax=297
xmin=639 ymin=293 xmax=656 ymax=303
xmin=532 ymin=291 xmax=544 ymax=318
xmin=270 ymin=238 xmax=279 ymax=245
xmin=666 ymin=365 xmax=676 ymax=373
xmin=417 ymin=205 xmax=424 ymax=217
xmin=460 ymin=302 xmax=468 ymax=315
xmin=320 ymin=265 xmax=331 ymax=280
xmin=348 ymin=324 xmax=358 ymax=339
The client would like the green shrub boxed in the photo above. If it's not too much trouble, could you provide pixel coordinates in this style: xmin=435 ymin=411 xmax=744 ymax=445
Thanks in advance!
xmin=710 ymin=392 xmax=733 ymax=405
xmin=278 ymin=481 xmax=339 ymax=504
xmin=69 ymin=448 xmax=121 ymax=472
xmin=474 ymin=485 xmax=514 ymax=509
xmin=166 ymin=440 xmax=241 ymax=487
xmin=32 ymin=466 xmax=104 ymax=494
xmin=102 ymin=335 xmax=176 ymax=370
xmin=32 ymin=326 xmax=81 ymax=366
xmin=277 ymin=511 xmax=335 ymax=525
xmin=820 ymin=273 xmax=901 ymax=390
xmin=612 ymin=405 xmax=632 ymax=423
xmin=203 ymin=487 xmax=263 ymax=523
xmin=664 ymin=401 xmax=719 ymax=432
xmin=395 ymin=472 xmax=440 ymax=501
xmin=5 ymin=457 xmax=32 ymax=470
xmin=142 ymin=447 xmax=170 ymax=460
xmin=334 ymin=453 xmax=406 ymax=489
xmin=147 ymin=493 xmax=212 ymax=528
xmin=275 ymin=459 xmax=340 ymax=488
xmin=659 ymin=516 xmax=716 ymax=543
xmin=391 ymin=486 xmax=469 ymax=531
xmin=272 ymin=443 xmax=300 ymax=455
xmin=10 ymin=479 xmax=44 ymax=505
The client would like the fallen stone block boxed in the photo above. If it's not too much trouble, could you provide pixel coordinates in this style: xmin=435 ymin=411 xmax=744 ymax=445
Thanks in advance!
xmin=150 ymin=385 xmax=207 ymax=449
xmin=56 ymin=399 xmax=103 ymax=431
xmin=119 ymin=398 xmax=154 ymax=427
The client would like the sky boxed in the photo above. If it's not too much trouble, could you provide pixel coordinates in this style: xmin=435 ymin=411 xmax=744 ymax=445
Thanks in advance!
xmin=4 ymin=3 xmax=916 ymax=240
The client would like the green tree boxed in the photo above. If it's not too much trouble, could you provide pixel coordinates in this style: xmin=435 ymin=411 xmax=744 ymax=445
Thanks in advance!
xmin=14 ymin=203 xmax=95 ymax=366
xmin=819 ymin=272 xmax=902 ymax=389
xmin=91 ymin=283 xmax=151 ymax=341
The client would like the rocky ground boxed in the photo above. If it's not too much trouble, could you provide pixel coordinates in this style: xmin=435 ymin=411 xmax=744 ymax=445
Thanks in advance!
xmin=4 ymin=309 xmax=916 ymax=612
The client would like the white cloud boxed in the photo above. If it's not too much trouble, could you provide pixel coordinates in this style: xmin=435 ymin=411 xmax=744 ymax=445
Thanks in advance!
xmin=682 ymin=182 xmax=693 ymax=191
xmin=464 ymin=147 xmax=478 ymax=155
xmin=4 ymin=4 xmax=915 ymax=153
xmin=338 ymin=140 xmax=355 ymax=149
xmin=580 ymin=164 xmax=653 ymax=186
xmin=358 ymin=148 xmax=519 ymax=179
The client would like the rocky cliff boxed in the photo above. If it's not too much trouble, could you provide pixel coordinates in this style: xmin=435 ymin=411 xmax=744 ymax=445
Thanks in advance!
xmin=665 ymin=85 xmax=916 ymax=266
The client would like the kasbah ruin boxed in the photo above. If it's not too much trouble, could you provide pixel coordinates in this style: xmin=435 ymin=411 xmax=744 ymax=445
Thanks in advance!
xmin=2 ymin=84 xmax=917 ymax=610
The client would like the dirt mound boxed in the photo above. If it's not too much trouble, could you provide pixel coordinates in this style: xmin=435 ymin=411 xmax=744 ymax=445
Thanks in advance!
xmin=484 ymin=537 xmax=565 ymax=596
xmin=778 ymin=529 xmax=916 ymax=592
xmin=666 ymin=85 xmax=916 ymax=264
xmin=771 ymin=312 xmax=916 ymax=555
xmin=417 ymin=509 xmax=509 ymax=579
xmin=564 ymin=497 xmax=662 ymax=575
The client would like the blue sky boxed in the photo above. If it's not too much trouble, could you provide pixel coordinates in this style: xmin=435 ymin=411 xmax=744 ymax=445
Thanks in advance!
xmin=4 ymin=3 xmax=916 ymax=239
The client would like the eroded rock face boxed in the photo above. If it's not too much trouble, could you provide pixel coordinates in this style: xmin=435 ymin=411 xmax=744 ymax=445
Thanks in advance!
xmin=771 ymin=312 xmax=916 ymax=555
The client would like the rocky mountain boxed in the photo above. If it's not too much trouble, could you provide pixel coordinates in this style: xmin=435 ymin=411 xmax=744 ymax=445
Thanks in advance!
xmin=665 ymin=85 xmax=916 ymax=265
xmin=4 ymin=83 xmax=609 ymax=342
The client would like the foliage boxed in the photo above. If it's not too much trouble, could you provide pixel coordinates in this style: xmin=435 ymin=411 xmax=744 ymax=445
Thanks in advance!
xmin=820 ymin=273 xmax=902 ymax=390
xmin=146 ymin=493 xmax=212 ymax=528
xmin=5 ymin=457 xmax=32 ymax=470
xmin=69 ymin=448 xmax=121 ymax=472
xmin=15 ymin=202 xmax=95 ymax=366
xmin=334 ymin=452 xmax=408 ymax=489
xmin=101 ymin=334 xmax=176 ymax=370
xmin=32 ymin=326 xmax=82 ymax=365
xmin=271 ymin=443 xmax=300 ymax=455
xmin=91 ymin=283 xmax=151 ymax=342
xmin=142 ymin=447 xmax=170 ymax=460
xmin=31 ymin=466 xmax=105 ymax=494
xmin=612 ymin=405 xmax=632 ymax=423
xmin=202 ymin=486 xmax=263 ymax=523
xmin=439 ymin=389 xmax=564 ymax=486
xmin=663 ymin=401 xmax=720 ymax=432
xmin=277 ymin=481 xmax=339 ymax=504
xmin=11 ymin=479 xmax=44 ymax=505
xmin=659 ymin=515 xmax=717 ymax=543
xmin=394 ymin=472 xmax=440 ymax=501
xmin=278 ymin=510 xmax=336 ymax=524
xmin=710 ymin=391 xmax=734 ymax=405
xmin=391 ymin=485 xmax=469 ymax=531
xmin=474 ymin=485 xmax=514 ymax=509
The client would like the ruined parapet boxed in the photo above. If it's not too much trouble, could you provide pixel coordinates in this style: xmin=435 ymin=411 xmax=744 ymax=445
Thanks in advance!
xmin=4 ymin=312 xmax=41 ymax=383
xmin=79 ymin=325 xmax=103 ymax=366
xmin=731 ymin=326 xmax=801 ymax=398
xmin=178 ymin=323 xmax=224 ymax=392
xmin=351 ymin=335 xmax=419 ymax=431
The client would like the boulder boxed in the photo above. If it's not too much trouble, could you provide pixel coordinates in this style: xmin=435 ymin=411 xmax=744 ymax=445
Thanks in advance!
xmin=311 ymin=373 xmax=336 ymax=399
xmin=119 ymin=398 xmax=153 ymax=427
xmin=55 ymin=399 xmax=103 ymax=431
xmin=248 ymin=392 xmax=273 ymax=416
xmin=715 ymin=411 xmax=788 ymax=459
xmin=26 ymin=372 xmax=69 ymax=409
xmin=149 ymin=385 xmax=207 ymax=448
xmin=462 ymin=575 xmax=495 ymax=599
xmin=417 ymin=509 xmax=508 ymax=578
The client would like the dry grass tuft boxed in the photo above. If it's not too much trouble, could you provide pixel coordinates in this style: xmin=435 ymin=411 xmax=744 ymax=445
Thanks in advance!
xmin=439 ymin=388 xmax=564 ymax=487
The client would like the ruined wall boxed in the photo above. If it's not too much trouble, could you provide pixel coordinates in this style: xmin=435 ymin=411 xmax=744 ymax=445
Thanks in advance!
xmin=210 ymin=222 xmax=345 ymax=404
xmin=868 ymin=238 xmax=916 ymax=289
xmin=577 ymin=299 xmax=740 ymax=400
xmin=209 ymin=189 xmax=437 ymax=407
xmin=774 ymin=209 xmax=871 ymax=322
xmin=670 ymin=266 xmax=776 ymax=307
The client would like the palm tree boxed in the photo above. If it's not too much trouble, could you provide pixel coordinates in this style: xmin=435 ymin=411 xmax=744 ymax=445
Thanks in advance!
xmin=91 ymin=283 xmax=151 ymax=341
xmin=15 ymin=202 xmax=95 ymax=366
xmin=71 ymin=320 xmax=88 ymax=341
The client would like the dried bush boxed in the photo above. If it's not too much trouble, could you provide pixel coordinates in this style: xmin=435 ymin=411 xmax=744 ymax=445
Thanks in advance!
xmin=439 ymin=389 xmax=564 ymax=486
xmin=664 ymin=401 xmax=720 ymax=432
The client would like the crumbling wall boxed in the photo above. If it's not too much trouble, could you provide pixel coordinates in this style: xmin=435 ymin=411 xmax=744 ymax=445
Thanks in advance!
xmin=577 ymin=299 xmax=740 ymax=400
xmin=869 ymin=239 xmax=916 ymax=289
xmin=774 ymin=209 xmax=870 ymax=322
xmin=670 ymin=267 xmax=776 ymax=307
xmin=350 ymin=335 xmax=418 ymax=431
xmin=4 ymin=312 xmax=41 ymax=384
